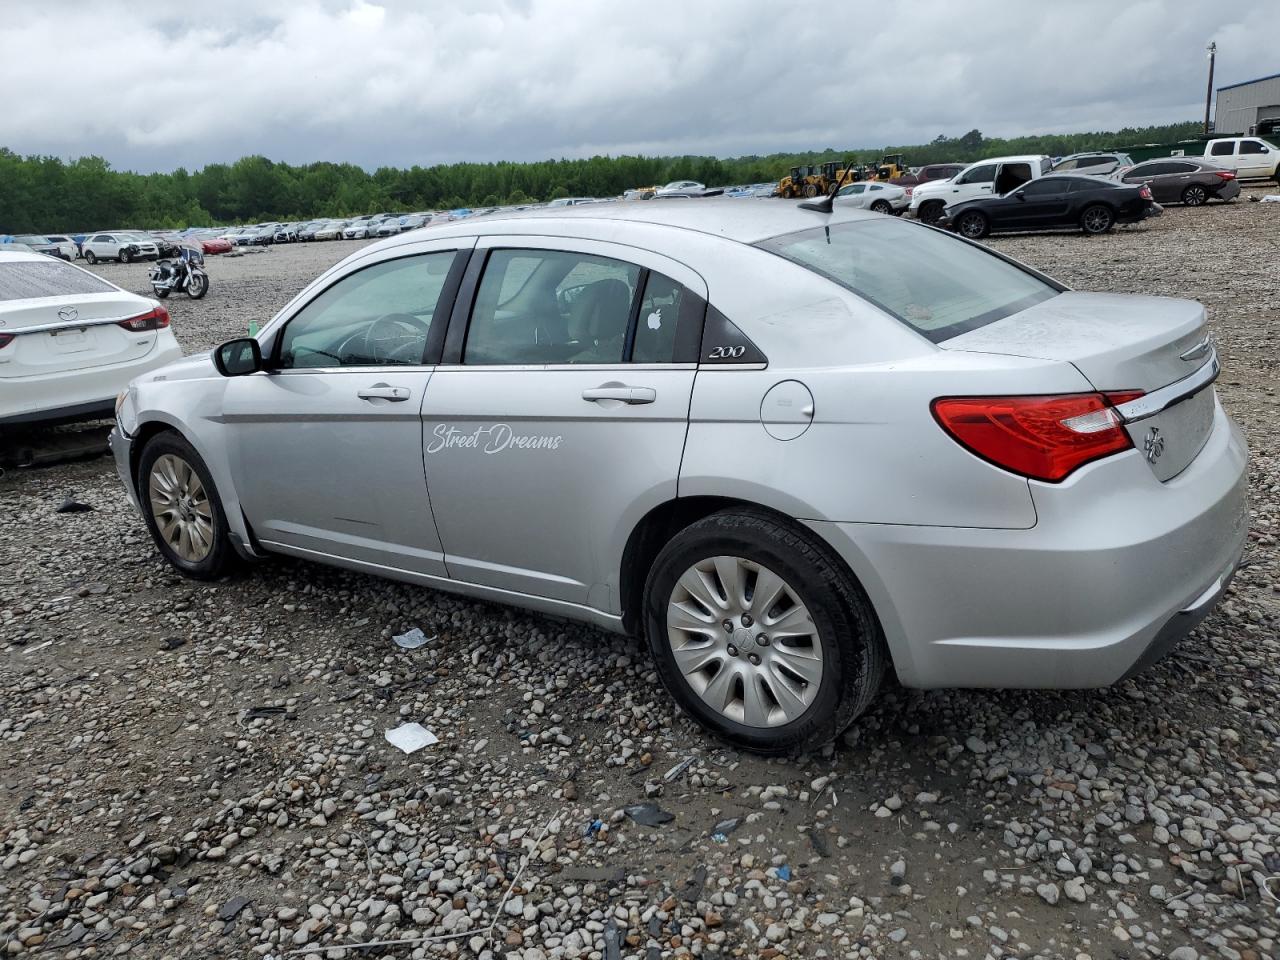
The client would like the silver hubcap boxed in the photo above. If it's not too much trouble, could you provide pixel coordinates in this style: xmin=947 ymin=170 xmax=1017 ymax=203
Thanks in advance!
xmin=960 ymin=215 xmax=983 ymax=237
xmin=667 ymin=556 xmax=823 ymax=728
xmin=1085 ymin=209 xmax=1109 ymax=231
xmin=148 ymin=454 xmax=214 ymax=563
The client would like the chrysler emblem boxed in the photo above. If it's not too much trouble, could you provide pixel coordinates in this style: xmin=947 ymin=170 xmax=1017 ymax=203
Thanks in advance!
xmin=57 ymin=307 xmax=78 ymax=323
xmin=1143 ymin=427 xmax=1165 ymax=463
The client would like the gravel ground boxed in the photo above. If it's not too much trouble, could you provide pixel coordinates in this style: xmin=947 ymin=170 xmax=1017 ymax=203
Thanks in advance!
xmin=2 ymin=192 xmax=1278 ymax=960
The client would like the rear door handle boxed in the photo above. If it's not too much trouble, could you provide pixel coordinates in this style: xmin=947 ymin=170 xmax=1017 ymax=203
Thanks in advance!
xmin=357 ymin=384 xmax=410 ymax=402
xmin=582 ymin=385 xmax=656 ymax=404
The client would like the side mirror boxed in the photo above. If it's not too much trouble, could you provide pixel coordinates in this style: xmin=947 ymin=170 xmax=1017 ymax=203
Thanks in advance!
xmin=1015 ymin=192 xmax=1027 ymax=201
xmin=214 ymin=337 xmax=263 ymax=377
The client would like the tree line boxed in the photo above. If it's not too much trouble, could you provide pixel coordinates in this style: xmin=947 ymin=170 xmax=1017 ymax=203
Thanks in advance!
xmin=0 ymin=121 xmax=1203 ymax=234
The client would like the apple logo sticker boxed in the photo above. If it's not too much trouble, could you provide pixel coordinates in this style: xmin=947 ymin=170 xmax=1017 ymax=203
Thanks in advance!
xmin=647 ymin=308 xmax=662 ymax=331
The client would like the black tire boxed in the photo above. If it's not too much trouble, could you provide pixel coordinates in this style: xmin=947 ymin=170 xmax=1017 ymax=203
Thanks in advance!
xmin=802 ymin=183 xmax=819 ymax=198
xmin=870 ymin=199 xmax=892 ymax=214
xmin=119 ymin=248 xmax=132 ymax=264
xmin=154 ymin=288 xmax=170 ymax=299
xmin=186 ymin=272 xmax=209 ymax=299
xmin=85 ymin=251 xmax=97 ymax=265
xmin=1181 ymin=184 xmax=1208 ymax=206
xmin=138 ymin=432 xmax=235 ymax=580
xmin=1080 ymin=204 xmax=1114 ymax=235
xmin=917 ymin=199 xmax=946 ymax=224
xmin=643 ymin=510 xmax=886 ymax=755
xmin=956 ymin=210 xmax=989 ymax=239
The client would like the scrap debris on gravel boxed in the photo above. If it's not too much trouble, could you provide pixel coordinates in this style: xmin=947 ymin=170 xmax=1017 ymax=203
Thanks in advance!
xmin=2 ymin=195 xmax=1278 ymax=959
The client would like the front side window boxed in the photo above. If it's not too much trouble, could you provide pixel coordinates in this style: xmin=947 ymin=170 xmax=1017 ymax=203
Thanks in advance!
xmin=956 ymin=164 xmax=996 ymax=185
xmin=465 ymin=249 xmax=640 ymax=364
xmin=1240 ymin=139 xmax=1267 ymax=155
xmin=838 ymin=184 xmax=866 ymax=196
xmin=1017 ymin=179 xmax=1068 ymax=197
xmin=757 ymin=218 xmax=1059 ymax=344
xmin=277 ymin=252 xmax=457 ymax=368
xmin=1210 ymin=141 xmax=1235 ymax=156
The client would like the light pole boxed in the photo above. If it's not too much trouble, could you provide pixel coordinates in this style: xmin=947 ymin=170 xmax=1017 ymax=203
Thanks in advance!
xmin=1204 ymin=41 xmax=1216 ymax=135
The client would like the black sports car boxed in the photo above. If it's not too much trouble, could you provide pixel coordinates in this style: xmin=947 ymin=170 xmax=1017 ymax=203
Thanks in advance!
xmin=937 ymin=175 xmax=1160 ymax=238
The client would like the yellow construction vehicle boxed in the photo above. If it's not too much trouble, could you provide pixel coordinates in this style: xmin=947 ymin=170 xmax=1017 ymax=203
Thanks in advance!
xmin=777 ymin=165 xmax=816 ymax=198
xmin=779 ymin=161 xmax=864 ymax=198
xmin=872 ymin=154 xmax=908 ymax=180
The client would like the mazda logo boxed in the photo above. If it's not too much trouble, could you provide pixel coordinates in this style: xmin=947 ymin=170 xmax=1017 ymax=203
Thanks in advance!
xmin=57 ymin=307 xmax=78 ymax=323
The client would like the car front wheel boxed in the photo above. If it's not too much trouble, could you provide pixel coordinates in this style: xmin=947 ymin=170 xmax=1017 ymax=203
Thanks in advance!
xmin=139 ymin=432 xmax=234 ymax=579
xmin=956 ymin=211 xmax=989 ymax=239
xmin=644 ymin=510 xmax=885 ymax=755
xmin=917 ymin=200 xmax=945 ymax=224
xmin=119 ymin=249 xmax=132 ymax=264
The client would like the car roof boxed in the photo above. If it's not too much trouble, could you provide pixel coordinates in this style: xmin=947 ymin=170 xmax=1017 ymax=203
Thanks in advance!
xmin=415 ymin=197 xmax=882 ymax=245
xmin=0 ymin=248 xmax=50 ymax=262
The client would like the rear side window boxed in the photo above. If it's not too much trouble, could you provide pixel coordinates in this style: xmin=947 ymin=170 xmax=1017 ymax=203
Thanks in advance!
xmin=1210 ymin=141 xmax=1235 ymax=156
xmin=757 ymin=218 xmax=1059 ymax=344
xmin=0 ymin=259 xmax=115 ymax=301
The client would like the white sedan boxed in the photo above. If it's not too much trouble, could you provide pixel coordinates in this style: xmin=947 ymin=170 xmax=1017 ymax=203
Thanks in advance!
xmin=0 ymin=249 xmax=181 ymax=429
xmin=833 ymin=181 xmax=909 ymax=214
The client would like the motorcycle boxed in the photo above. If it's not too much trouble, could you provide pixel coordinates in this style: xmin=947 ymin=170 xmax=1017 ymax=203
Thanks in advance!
xmin=148 ymin=243 xmax=209 ymax=300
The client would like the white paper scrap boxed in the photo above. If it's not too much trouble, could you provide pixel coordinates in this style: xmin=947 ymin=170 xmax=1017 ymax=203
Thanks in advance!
xmin=385 ymin=722 xmax=439 ymax=754
xmin=393 ymin=627 xmax=430 ymax=649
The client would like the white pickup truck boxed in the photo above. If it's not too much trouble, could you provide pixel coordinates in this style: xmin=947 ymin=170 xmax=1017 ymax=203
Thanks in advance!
xmin=1200 ymin=137 xmax=1280 ymax=181
xmin=909 ymin=155 xmax=1052 ymax=224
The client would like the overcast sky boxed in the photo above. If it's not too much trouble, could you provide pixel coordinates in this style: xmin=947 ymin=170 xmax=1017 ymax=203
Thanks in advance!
xmin=4 ymin=0 xmax=1275 ymax=174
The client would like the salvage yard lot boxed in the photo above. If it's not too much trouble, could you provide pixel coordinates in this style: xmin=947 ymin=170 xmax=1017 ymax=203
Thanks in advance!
xmin=2 ymin=197 xmax=1278 ymax=959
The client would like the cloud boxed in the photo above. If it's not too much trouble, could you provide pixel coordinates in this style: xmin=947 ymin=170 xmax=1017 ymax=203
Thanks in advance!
xmin=2 ymin=0 xmax=1274 ymax=173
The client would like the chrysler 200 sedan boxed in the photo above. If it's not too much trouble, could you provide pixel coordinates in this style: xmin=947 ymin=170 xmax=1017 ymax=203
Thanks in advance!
xmin=110 ymin=201 xmax=1248 ymax=754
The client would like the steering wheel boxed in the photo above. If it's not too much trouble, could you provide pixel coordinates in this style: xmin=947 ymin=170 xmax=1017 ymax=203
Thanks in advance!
xmin=338 ymin=313 xmax=429 ymax=365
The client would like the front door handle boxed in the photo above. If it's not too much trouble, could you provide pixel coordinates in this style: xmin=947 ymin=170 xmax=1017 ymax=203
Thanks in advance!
xmin=357 ymin=384 xmax=410 ymax=402
xmin=582 ymin=385 xmax=656 ymax=404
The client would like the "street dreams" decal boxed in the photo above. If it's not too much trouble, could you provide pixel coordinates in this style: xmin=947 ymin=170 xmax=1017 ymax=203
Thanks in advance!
xmin=427 ymin=424 xmax=563 ymax=455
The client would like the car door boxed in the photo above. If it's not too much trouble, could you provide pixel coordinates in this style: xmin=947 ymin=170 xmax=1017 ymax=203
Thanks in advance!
xmin=421 ymin=236 xmax=706 ymax=609
xmin=1237 ymin=139 xmax=1274 ymax=178
xmin=1207 ymin=140 xmax=1238 ymax=174
xmin=1004 ymin=177 xmax=1073 ymax=228
xmin=834 ymin=183 xmax=868 ymax=208
xmin=1124 ymin=162 xmax=1174 ymax=203
xmin=221 ymin=239 xmax=473 ymax=575
xmin=948 ymin=162 xmax=997 ymax=203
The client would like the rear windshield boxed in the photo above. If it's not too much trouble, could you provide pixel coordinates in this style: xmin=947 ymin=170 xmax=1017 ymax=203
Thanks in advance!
xmin=755 ymin=218 xmax=1060 ymax=343
xmin=0 ymin=259 xmax=116 ymax=301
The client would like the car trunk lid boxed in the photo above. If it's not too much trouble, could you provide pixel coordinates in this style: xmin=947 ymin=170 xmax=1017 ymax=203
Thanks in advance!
xmin=942 ymin=291 xmax=1217 ymax=481
xmin=0 ymin=293 xmax=162 ymax=377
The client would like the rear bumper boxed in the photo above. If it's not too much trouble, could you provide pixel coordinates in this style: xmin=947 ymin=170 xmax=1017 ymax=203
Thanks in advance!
xmin=809 ymin=400 xmax=1249 ymax=689
xmin=1213 ymin=180 xmax=1242 ymax=201
xmin=0 ymin=338 xmax=182 ymax=426
xmin=0 ymin=397 xmax=114 ymax=428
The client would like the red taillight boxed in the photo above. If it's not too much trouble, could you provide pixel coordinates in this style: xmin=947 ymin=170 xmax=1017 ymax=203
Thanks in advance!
xmin=932 ymin=393 xmax=1137 ymax=482
xmin=116 ymin=306 xmax=170 ymax=332
xmin=1138 ymin=185 xmax=1152 ymax=200
xmin=0 ymin=333 xmax=13 ymax=349
xmin=1215 ymin=170 xmax=1235 ymax=180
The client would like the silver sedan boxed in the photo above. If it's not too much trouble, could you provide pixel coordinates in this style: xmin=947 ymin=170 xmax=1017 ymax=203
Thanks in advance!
xmin=833 ymin=181 xmax=909 ymax=214
xmin=110 ymin=201 xmax=1248 ymax=754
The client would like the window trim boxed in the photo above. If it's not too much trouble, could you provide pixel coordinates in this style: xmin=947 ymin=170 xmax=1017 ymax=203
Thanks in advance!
xmin=267 ymin=248 xmax=468 ymax=371
xmin=442 ymin=237 xmax=709 ymax=368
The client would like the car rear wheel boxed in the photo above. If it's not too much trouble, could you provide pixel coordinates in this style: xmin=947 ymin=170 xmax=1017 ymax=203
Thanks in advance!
xmin=1081 ymin=204 xmax=1114 ymax=234
xmin=956 ymin=210 xmax=989 ymax=239
xmin=139 ymin=433 xmax=234 ymax=580
xmin=870 ymin=199 xmax=892 ymax=214
xmin=1181 ymin=184 xmax=1208 ymax=206
xmin=644 ymin=510 xmax=886 ymax=755
xmin=85 ymin=251 xmax=97 ymax=264
xmin=917 ymin=200 xmax=945 ymax=224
